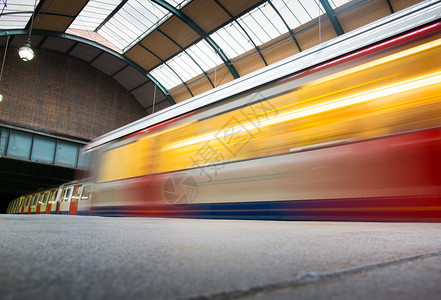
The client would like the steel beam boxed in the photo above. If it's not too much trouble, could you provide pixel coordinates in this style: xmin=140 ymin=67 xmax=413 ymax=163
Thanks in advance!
xmin=319 ymin=0 xmax=344 ymax=36
xmin=95 ymin=0 xmax=129 ymax=32
xmin=268 ymin=0 xmax=302 ymax=52
xmin=214 ymin=0 xmax=269 ymax=66
xmin=0 ymin=125 xmax=85 ymax=169
xmin=385 ymin=0 xmax=395 ymax=13
xmin=151 ymin=0 xmax=240 ymax=80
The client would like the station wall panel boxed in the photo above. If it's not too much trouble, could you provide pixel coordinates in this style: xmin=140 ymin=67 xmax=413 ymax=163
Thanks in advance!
xmin=0 ymin=49 xmax=146 ymax=141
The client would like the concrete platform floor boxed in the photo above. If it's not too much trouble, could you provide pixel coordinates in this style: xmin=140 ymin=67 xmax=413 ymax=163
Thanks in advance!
xmin=1 ymin=215 xmax=440 ymax=300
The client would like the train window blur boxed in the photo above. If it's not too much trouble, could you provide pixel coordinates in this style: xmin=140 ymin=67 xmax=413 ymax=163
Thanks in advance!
xmin=81 ymin=185 xmax=92 ymax=201
xmin=49 ymin=192 xmax=56 ymax=204
xmin=62 ymin=189 xmax=72 ymax=202
xmin=71 ymin=186 xmax=81 ymax=202
xmin=32 ymin=195 xmax=39 ymax=206
xmin=41 ymin=193 xmax=48 ymax=204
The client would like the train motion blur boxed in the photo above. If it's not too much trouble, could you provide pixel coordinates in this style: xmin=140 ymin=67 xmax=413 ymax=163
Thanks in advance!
xmin=8 ymin=2 xmax=441 ymax=221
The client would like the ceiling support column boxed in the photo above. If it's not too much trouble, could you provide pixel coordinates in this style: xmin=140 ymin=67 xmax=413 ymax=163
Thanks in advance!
xmin=319 ymin=0 xmax=344 ymax=36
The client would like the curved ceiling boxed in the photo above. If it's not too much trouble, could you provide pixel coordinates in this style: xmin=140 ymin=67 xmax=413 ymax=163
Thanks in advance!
xmin=0 ymin=0 xmax=421 ymax=114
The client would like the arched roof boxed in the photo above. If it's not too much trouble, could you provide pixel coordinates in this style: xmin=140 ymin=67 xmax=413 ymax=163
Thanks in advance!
xmin=0 ymin=0 xmax=421 ymax=113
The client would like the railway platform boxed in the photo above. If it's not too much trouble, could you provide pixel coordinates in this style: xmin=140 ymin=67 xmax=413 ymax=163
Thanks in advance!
xmin=1 ymin=215 xmax=440 ymax=299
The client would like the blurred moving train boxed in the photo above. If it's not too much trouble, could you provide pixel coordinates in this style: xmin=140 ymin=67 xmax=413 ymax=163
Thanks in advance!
xmin=7 ymin=1 xmax=441 ymax=221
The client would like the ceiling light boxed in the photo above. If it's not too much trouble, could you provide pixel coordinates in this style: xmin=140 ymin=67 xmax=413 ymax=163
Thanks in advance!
xmin=18 ymin=0 xmax=37 ymax=62
xmin=18 ymin=40 xmax=34 ymax=61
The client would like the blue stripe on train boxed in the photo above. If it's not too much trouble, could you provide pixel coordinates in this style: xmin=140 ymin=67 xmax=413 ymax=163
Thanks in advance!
xmin=90 ymin=198 xmax=426 ymax=221
xmin=91 ymin=200 xmax=314 ymax=220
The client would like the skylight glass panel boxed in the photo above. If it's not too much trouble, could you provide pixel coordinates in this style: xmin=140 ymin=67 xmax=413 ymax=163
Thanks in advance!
xmin=70 ymin=0 xmax=120 ymax=31
xmin=0 ymin=13 xmax=32 ymax=29
xmin=151 ymin=39 xmax=227 ymax=91
xmin=98 ymin=19 xmax=134 ymax=50
xmin=0 ymin=0 xmax=40 ymax=30
xmin=98 ymin=0 xmax=169 ymax=51
xmin=186 ymin=40 xmax=222 ymax=71
xmin=237 ymin=3 xmax=284 ymax=47
xmin=259 ymin=3 xmax=285 ymax=37
xmin=270 ymin=0 xmax=302 ymax=29
xmin=150 ymin=64 xmax=182 ymax=90
xmin=210 ymin=22 xmax=255 ymax=59
xmin=167 ymin=52 xmax=202 ymax=83
xmin=299 ymin=0 xmax=324 ymax=19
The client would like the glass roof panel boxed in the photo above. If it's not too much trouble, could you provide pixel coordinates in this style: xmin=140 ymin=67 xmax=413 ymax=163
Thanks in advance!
xmin=186 ymin=40 xmax=221 ymax=71
xmin=66 ymin=0 xmax=360 ymax=95
xmin=69 ymin=0 xmax=192 ymax=52
xmin=150 ymin=64 xmax=182 ymax=90
xmin=70 ymin=0 xmax=120 ymax=31
xmin=238 ymin=9 xmax=268 ymax=46
xmin=210 ymin=22 xmax=255 ymax=59
xmin=259 ymin=3 xmax=285 ymax=38
xmin=98 ymin=0 xmax=169 ymax=51
xmin=270 ymin=0 xmax=302 ymax=29
xmin=148 ymin=0 xmax=340 ymax=91
xmin=299 ymin=0 xmax=324 ymax=18
xmin=0 ymin=0 xmax=40 ymax=30
xmin=150 ymin=39 xmax=225 ymax=90
xmin=237 ymin=3 xmax=283 ymax=47
xmin=98 ymin=20 xmax=133 ymax=50
xmin=167 ymin=52 xmax=202 ymax=83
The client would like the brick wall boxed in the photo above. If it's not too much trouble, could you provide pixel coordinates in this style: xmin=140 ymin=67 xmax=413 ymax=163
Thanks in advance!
xmin=0 ymin=48 xmax=147 ymax=141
